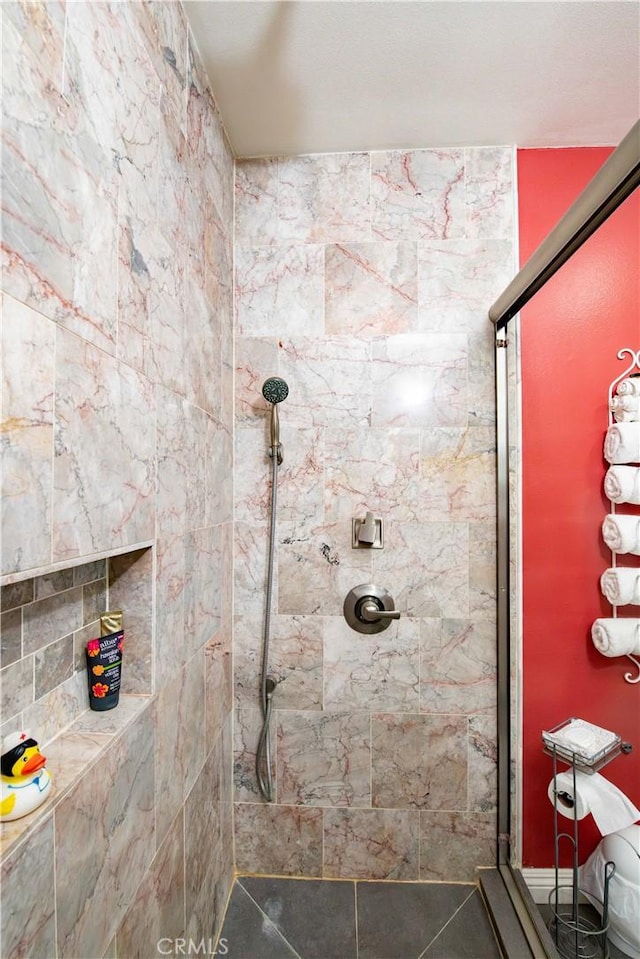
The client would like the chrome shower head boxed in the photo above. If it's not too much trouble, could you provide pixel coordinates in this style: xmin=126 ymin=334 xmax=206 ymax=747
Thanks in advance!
xmin=262 ymin=377 xmax=289 ymax=405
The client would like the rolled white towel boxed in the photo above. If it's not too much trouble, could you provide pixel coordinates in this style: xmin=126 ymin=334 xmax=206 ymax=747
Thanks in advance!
xmin=600 ymin=568 xmax=640 ymax=605
xmin=611 ymin=395 xmax=640 ymax=423
xmin=604 ymin=466 xmax=640 ymax=505
xmin=616 ymin=376 xmax=640 ymax=397
xmin=591 ymin=618 xmax=640 ymax=656
xmin=602 ymin=514 xmax=640 ymax=555
xmin=611 ymin=394 xmax=640 ymax=416
xmin=604 ymin=423 xmax=640 ymax=464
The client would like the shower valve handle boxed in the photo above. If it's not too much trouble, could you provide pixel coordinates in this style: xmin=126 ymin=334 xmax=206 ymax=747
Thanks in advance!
xmin=343 ymin=584 xmax=400 ymax=634
xmin=360 ymin=600 xmax=401 ymax=623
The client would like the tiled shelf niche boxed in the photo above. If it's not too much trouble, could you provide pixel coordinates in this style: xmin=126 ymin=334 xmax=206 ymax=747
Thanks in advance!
xmin=0 ymin=545 xmax=153 ymax=859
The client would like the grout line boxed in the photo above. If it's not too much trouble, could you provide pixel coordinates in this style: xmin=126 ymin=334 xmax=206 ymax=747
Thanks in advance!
xmin=416 ymin=887 xmax=477 ymax=959
xmin=52 ymin=810 xmax=59 ymax=959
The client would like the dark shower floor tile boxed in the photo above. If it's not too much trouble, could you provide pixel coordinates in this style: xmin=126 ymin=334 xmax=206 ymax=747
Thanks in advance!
xmin=218 ymin=882 xmax=299 ymax=959
xmin=538 ymin=902 xmax=628 ymax=959
xmin=356 ymin=881 xmax=474 ymax=959
xmin=420 ymin=890 xmax=502 ymax=959
xmin=218 ymin=877 xmax=501 ymax=959
xmin=240 ymin=876 xmax=357 ymax=959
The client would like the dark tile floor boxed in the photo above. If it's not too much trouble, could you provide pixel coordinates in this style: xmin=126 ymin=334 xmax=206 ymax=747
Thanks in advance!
xmin=217 ymin=876 xmax=502 ymax=959
xmin=538 ymin=902 xmax=627 ymax=959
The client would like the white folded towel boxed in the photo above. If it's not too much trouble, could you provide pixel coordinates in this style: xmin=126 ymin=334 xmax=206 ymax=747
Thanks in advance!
xmin=611 ymin=394 xmax=640 ymax=416
xmin=604 ymin=423 xmax=640 ymax=464
xmin=604 ymin=466 xmax=640 ymax=505
xmin=610 ymin=395 xmax=640 ymax=423
xmin=602 ymin=514 xmax=640 ymax=554
xmin=616 ymin=376 xmax=640 ymax=397
xmin=591 ymin=618 xmax=640 ymax=656
xmin=600 ymin=568 xmax=640 ymax=605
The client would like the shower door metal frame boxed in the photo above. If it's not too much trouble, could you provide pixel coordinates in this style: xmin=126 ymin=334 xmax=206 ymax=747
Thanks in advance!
xmin=491 ymin=120 xmax=640 ymax=957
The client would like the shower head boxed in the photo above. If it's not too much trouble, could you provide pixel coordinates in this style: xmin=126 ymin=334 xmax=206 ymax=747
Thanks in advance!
xmin=262 ymin=377 xmax=289 ymax=405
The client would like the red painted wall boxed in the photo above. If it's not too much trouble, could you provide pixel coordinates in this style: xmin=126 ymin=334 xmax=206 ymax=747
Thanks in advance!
xmin=519 ymin=148 xmax=640 ymax=867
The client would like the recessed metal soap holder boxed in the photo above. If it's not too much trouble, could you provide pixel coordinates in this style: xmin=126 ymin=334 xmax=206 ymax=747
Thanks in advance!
xmin=352 ymin=513 xmax=383 ymax=549
xmin=344 ymin=584 xmax=400 ymax=634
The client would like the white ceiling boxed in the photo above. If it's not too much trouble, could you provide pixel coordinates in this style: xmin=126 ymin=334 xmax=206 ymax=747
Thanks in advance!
xmin=184 ymin=0 xmax=640 ymax=158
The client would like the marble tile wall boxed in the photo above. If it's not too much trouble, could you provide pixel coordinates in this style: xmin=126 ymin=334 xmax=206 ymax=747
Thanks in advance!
xmin=233 ymin=146 xmax=516 ymax=881
xmin=1 ymin=2 xmax=234 ymax=956
xmin=0 ymin=561 xmax=108 ymax=744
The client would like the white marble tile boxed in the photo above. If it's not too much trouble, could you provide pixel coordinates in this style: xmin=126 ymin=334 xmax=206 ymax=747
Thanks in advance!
xmin=324 ymin=426 xmax=421 ymax=523
xmin=371 ymin=334 xmax=467 ymax=428
xmin=54 ymin=705 xmax=155 ymax=958
xmin=184 ymin=525 xmax=224 ymax=660
xmin=235 ymin=244 xmax=325 ymax=338
xmin=371 ymin=149 xmax=466 ymax=240
xmin=277 ymin=709 xmax=371 ymax=807
xmin=234 ymin=803 xmax=323 ymax=876
xmin=278 ymin=521 xmax=373 ymax=617
xmin=234 ymin=521 xmax=271 ymax=617
xmin=53 ymin=329 xmax=156 ymax=561
xmin=155 ymin=533 xmax=186 ymax=689
xmin=117 ymin=809 xmax=185 ymax=957
xmin=156 ymin=92 xmax=188 ymax=256
xmin=132 ymin=0 xmax=188 ymax=133
xmin=22 ymin=585 xmax=83 ymax=656
xmin=1 ymin=6 xmax=119 ymax=355
xmin=419 ymin=811 xmax=495 ymax=881
xmin=1 ymin=296 xmax=55 ymax=575
xmin=235 ymin=158 xmax=279 ymax=245
xmin=205 ymin=626 xmax=232 ymax=748
xmin=109 ymin=547 xmax=153 ymax=696
xmin=278 ymin=153 xmax=371 ymax=242
xmin=418 ymin=238 xmax=514 ymax=320
xmin=325 ymin=241 xmax=418 ymax=335
xmin=22 ymin=669 xmax=88 ymax=746
xmin=148 ymin=232 xmax=187 ymax=396
xmin=465 ymin=147 xmax=515 ymax=240
xmin=0 ymin=656 xmax=33 ymax=724
xmin=324 ymin=616 xmax=420 ymax=711
xmin=0 ymin=815 xmax=56 ymax=959
xmin=234 ymin=337 xmax=282 ymax=427
xmin=234 ymin=614 xmax=323 ymax=711
xmin=235 ymin=426 xmax=324 ymax=534
xmin=371 ymin=713 xmax=468 ymax=810
xmin=278 ymin=337 xmax=372 ymax=429
xmin=419 ymin=426 xmax=496 ymax=522
xmin=156 ymin=387 xmax=189 ymax=536
xmin=469 ymin=522 xmax=497 ymax=619
xmin=233 ymin=707 xmax=274 ymax=803
xmin=184 ymin=281 xmax=222 ymax=418
xmin=420 ymin=619 xmax=497 ymax=715
xmin=323 ymin=808 xmax=419 ymax=880
xmin=65 ymin=1 xmax=160 ymax=175
xmin=468 ymin=712 xmax=498 ymax=813
xmin=155 ymin=651 xmax=205 ymax=845
xmin=373 ymin=521 xmax=469 ymax=618
xmin=188 ymin=36 xmax=234 ymax=229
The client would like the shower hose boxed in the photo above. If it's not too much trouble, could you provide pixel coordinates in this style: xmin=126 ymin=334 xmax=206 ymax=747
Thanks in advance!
xmin=256 ymin=451 xmax=279 ymax=802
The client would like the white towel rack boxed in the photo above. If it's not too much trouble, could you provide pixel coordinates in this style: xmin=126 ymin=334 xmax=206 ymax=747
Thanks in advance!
xmin=605 ymin=347 xmax=640 ymax=683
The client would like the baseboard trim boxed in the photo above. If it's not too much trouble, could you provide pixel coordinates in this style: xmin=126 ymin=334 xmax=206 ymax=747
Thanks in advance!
xmin=522 ymin=868 xmax=587 ymax=905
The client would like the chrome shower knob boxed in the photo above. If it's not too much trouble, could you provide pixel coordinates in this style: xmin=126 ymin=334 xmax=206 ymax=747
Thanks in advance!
xmin=343 ymin=584 xmax=401 ymax=634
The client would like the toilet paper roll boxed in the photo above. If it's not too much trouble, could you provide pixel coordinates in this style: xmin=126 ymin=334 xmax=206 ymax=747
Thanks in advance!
xmin=548 ymin=770 xmax=640 ymax=835
xmin=548 ymin=771 xmax=591 ymax=820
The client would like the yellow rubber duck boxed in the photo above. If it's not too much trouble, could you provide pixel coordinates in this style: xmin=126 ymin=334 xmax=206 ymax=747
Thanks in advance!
xmin=1 ymin=731 xmax=52 ymax=822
